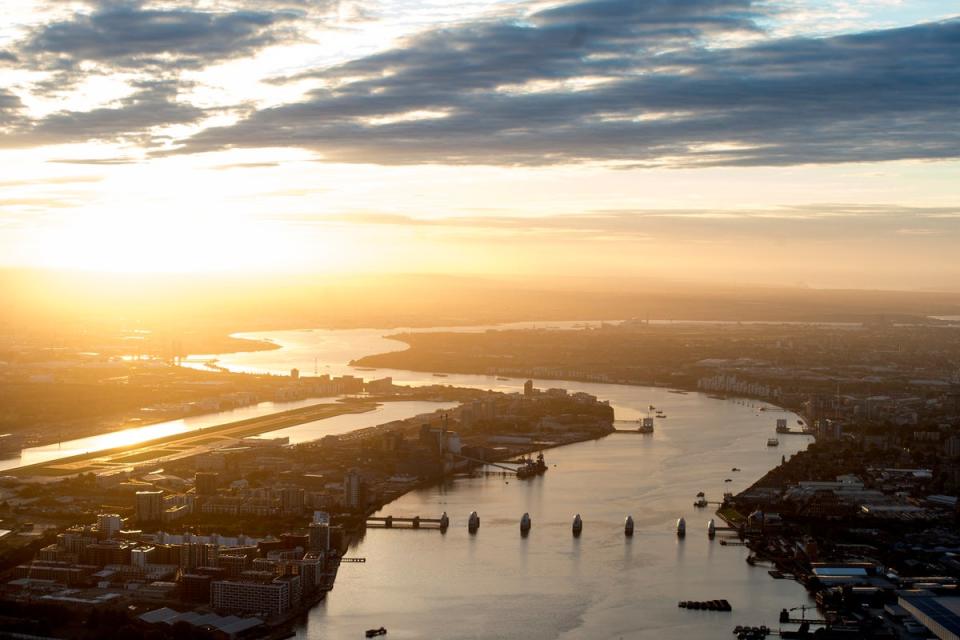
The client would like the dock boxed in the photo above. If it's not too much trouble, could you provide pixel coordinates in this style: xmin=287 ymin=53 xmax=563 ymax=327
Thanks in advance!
xmin=366 ymin=515 xmax=449 ymax=530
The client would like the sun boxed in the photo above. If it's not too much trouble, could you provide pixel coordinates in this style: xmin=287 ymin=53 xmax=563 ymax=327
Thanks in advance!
xmin=32 ymin=209 xmax=327 ymax=273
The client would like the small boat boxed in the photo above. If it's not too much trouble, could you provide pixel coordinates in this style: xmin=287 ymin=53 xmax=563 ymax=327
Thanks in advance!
xmin=707 ymin=519 xmax=716 ymax=538
xmin=766 ymin=438 xmax=779 ymax=447
xmin=676 ymin=517 xmax=686 ymax=537
xmin=535 ymin=452 xmax=547 ymax=473
xmin=433 ymin=373 xmax=449 ymax=377
xmin=731 ymin=467 xmax=740 ymax=472
xmin=496 ymin=377 xmax=510 ymax=381
xmin=724 ymin=478 xmax=732 ymax=483
xmin=468 ymin=511 xmax=480 ymax=533
xmin=624 ymin=515 xmax=634 ymax=537
xmin=365 ymin=628 xmax=387 ymax=638
xmin=516 ymin=453 xmax=546 ymax=479
xmin=694 ymin=495 xmax=708 ymax=508
xmin=516 ymin=460 xmax=538 ymax=479
xmin=572 ymin=514 xmax=583 ymax=537
xmin=520 ymin=512 xmax=531 ymax=535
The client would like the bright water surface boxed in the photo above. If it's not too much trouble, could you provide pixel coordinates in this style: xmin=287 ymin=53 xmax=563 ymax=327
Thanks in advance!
xmin=10 ymin=322 xmax=815 ymax=637
xmin=0 ymin=398 xmax=456 ymax=473
xmin=187 ymin=325 xmax=815 ymax=639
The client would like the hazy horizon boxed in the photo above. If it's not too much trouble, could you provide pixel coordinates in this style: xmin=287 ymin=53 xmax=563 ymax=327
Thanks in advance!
xmin=5 ymin=266 xmax=960 ymax=295
xmin=3 ymin=269 xmax=960 ymax=340
xmin=1 ymin=0 xmax=958 ymax=290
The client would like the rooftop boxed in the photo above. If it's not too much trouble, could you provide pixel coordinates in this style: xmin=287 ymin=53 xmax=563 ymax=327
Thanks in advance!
xmin=139 ymin=607 xmax=264 ymax=636
xmin=899 ymin=593 xmax=960 ymax=640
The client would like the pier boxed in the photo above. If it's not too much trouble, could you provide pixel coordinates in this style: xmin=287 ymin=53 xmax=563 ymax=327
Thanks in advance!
xmin=456 ymin=452 xmax=548 ymax=479
xmin=456 ymin=455 xmax=519 ymax=473
xmin=366 ymin=514 xmax=449 ymax=530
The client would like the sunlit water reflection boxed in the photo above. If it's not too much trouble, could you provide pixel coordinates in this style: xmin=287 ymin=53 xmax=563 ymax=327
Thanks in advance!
xmin=293 ymin=384 xmax=812 ymax=640
xmin=9 ymin=323 xmax=815 ymax=638
xmin=184 ymin=326 xmax=814 ymax=639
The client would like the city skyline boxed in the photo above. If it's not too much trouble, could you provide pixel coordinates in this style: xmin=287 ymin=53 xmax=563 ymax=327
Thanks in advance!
xmin=1 ymin=0 xmax=958 ymax=288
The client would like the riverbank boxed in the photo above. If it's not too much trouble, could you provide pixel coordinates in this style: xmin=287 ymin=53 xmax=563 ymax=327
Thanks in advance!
xmin=344 ymin=422 xmax=619 ymax=532
xmin=1 ymin=351 xmax=327 ymax=454
xmin=187 ymin=332 xmax=283 ymax=357
xmin=350 ymin=332 xmax=809 ymax=416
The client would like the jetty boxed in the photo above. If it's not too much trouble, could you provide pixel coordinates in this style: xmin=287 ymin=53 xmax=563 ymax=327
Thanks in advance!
xmin=366 ymin=512 xmax=450 ymax=531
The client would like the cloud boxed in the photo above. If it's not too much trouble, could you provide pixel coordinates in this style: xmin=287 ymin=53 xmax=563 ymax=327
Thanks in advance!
xmin=5 ymin=0 xmax=958 ymax=168
xmin=276 ymin=204 xmax=960 ymax=242
xmin=0 ymin=175 xmax=103 ymax=187
xmin=277 ymin=0 xmax=761 ymax=89
xmin=0 ymin=197 xmax=79 ymax=210
xmin=176 ymin=1 xmax=959 ymax=168
xmin=896 ymin=227 xmax=944 ymax=236
xmin=46 ymin=157 xmax=138 ymax=165
xmin=21 ymin=1 xmax=302 ymax=74
xmin=0 ymin=0 xmax=327 ymax=146
xmin=0 ymin=89 xmax=26 ymax=130
xmin=3 ymin=80 xmax=204 ymax=147
xmin=211 ymin=161 xmax=282 ymax=170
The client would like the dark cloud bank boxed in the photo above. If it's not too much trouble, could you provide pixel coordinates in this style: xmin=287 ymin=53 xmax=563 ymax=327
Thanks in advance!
xmin=23 ymin=0 xmax=301 ymax=70
xmin=3 ymin=0 xmax=959 ymax=167
xmin=0 ymin=0 xmax=301 ymax=144
xmin=182 ymin=0 xmax=960 ymax=166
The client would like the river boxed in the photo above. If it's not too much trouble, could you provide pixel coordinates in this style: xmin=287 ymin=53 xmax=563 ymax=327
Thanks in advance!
xmin=187 ymin=325 xmax=814 ymax=639
xmin=0 ymin=397 xmax=458 ymax=474
xmin=1 ymin=321 xmax=595 ymax=474
xmin=8 ymin=323 xmax=815 ymax=637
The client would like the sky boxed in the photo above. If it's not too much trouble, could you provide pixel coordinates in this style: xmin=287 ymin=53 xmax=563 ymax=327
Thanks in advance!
xmin=0 ymin=0 xmax=958 ymax=289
